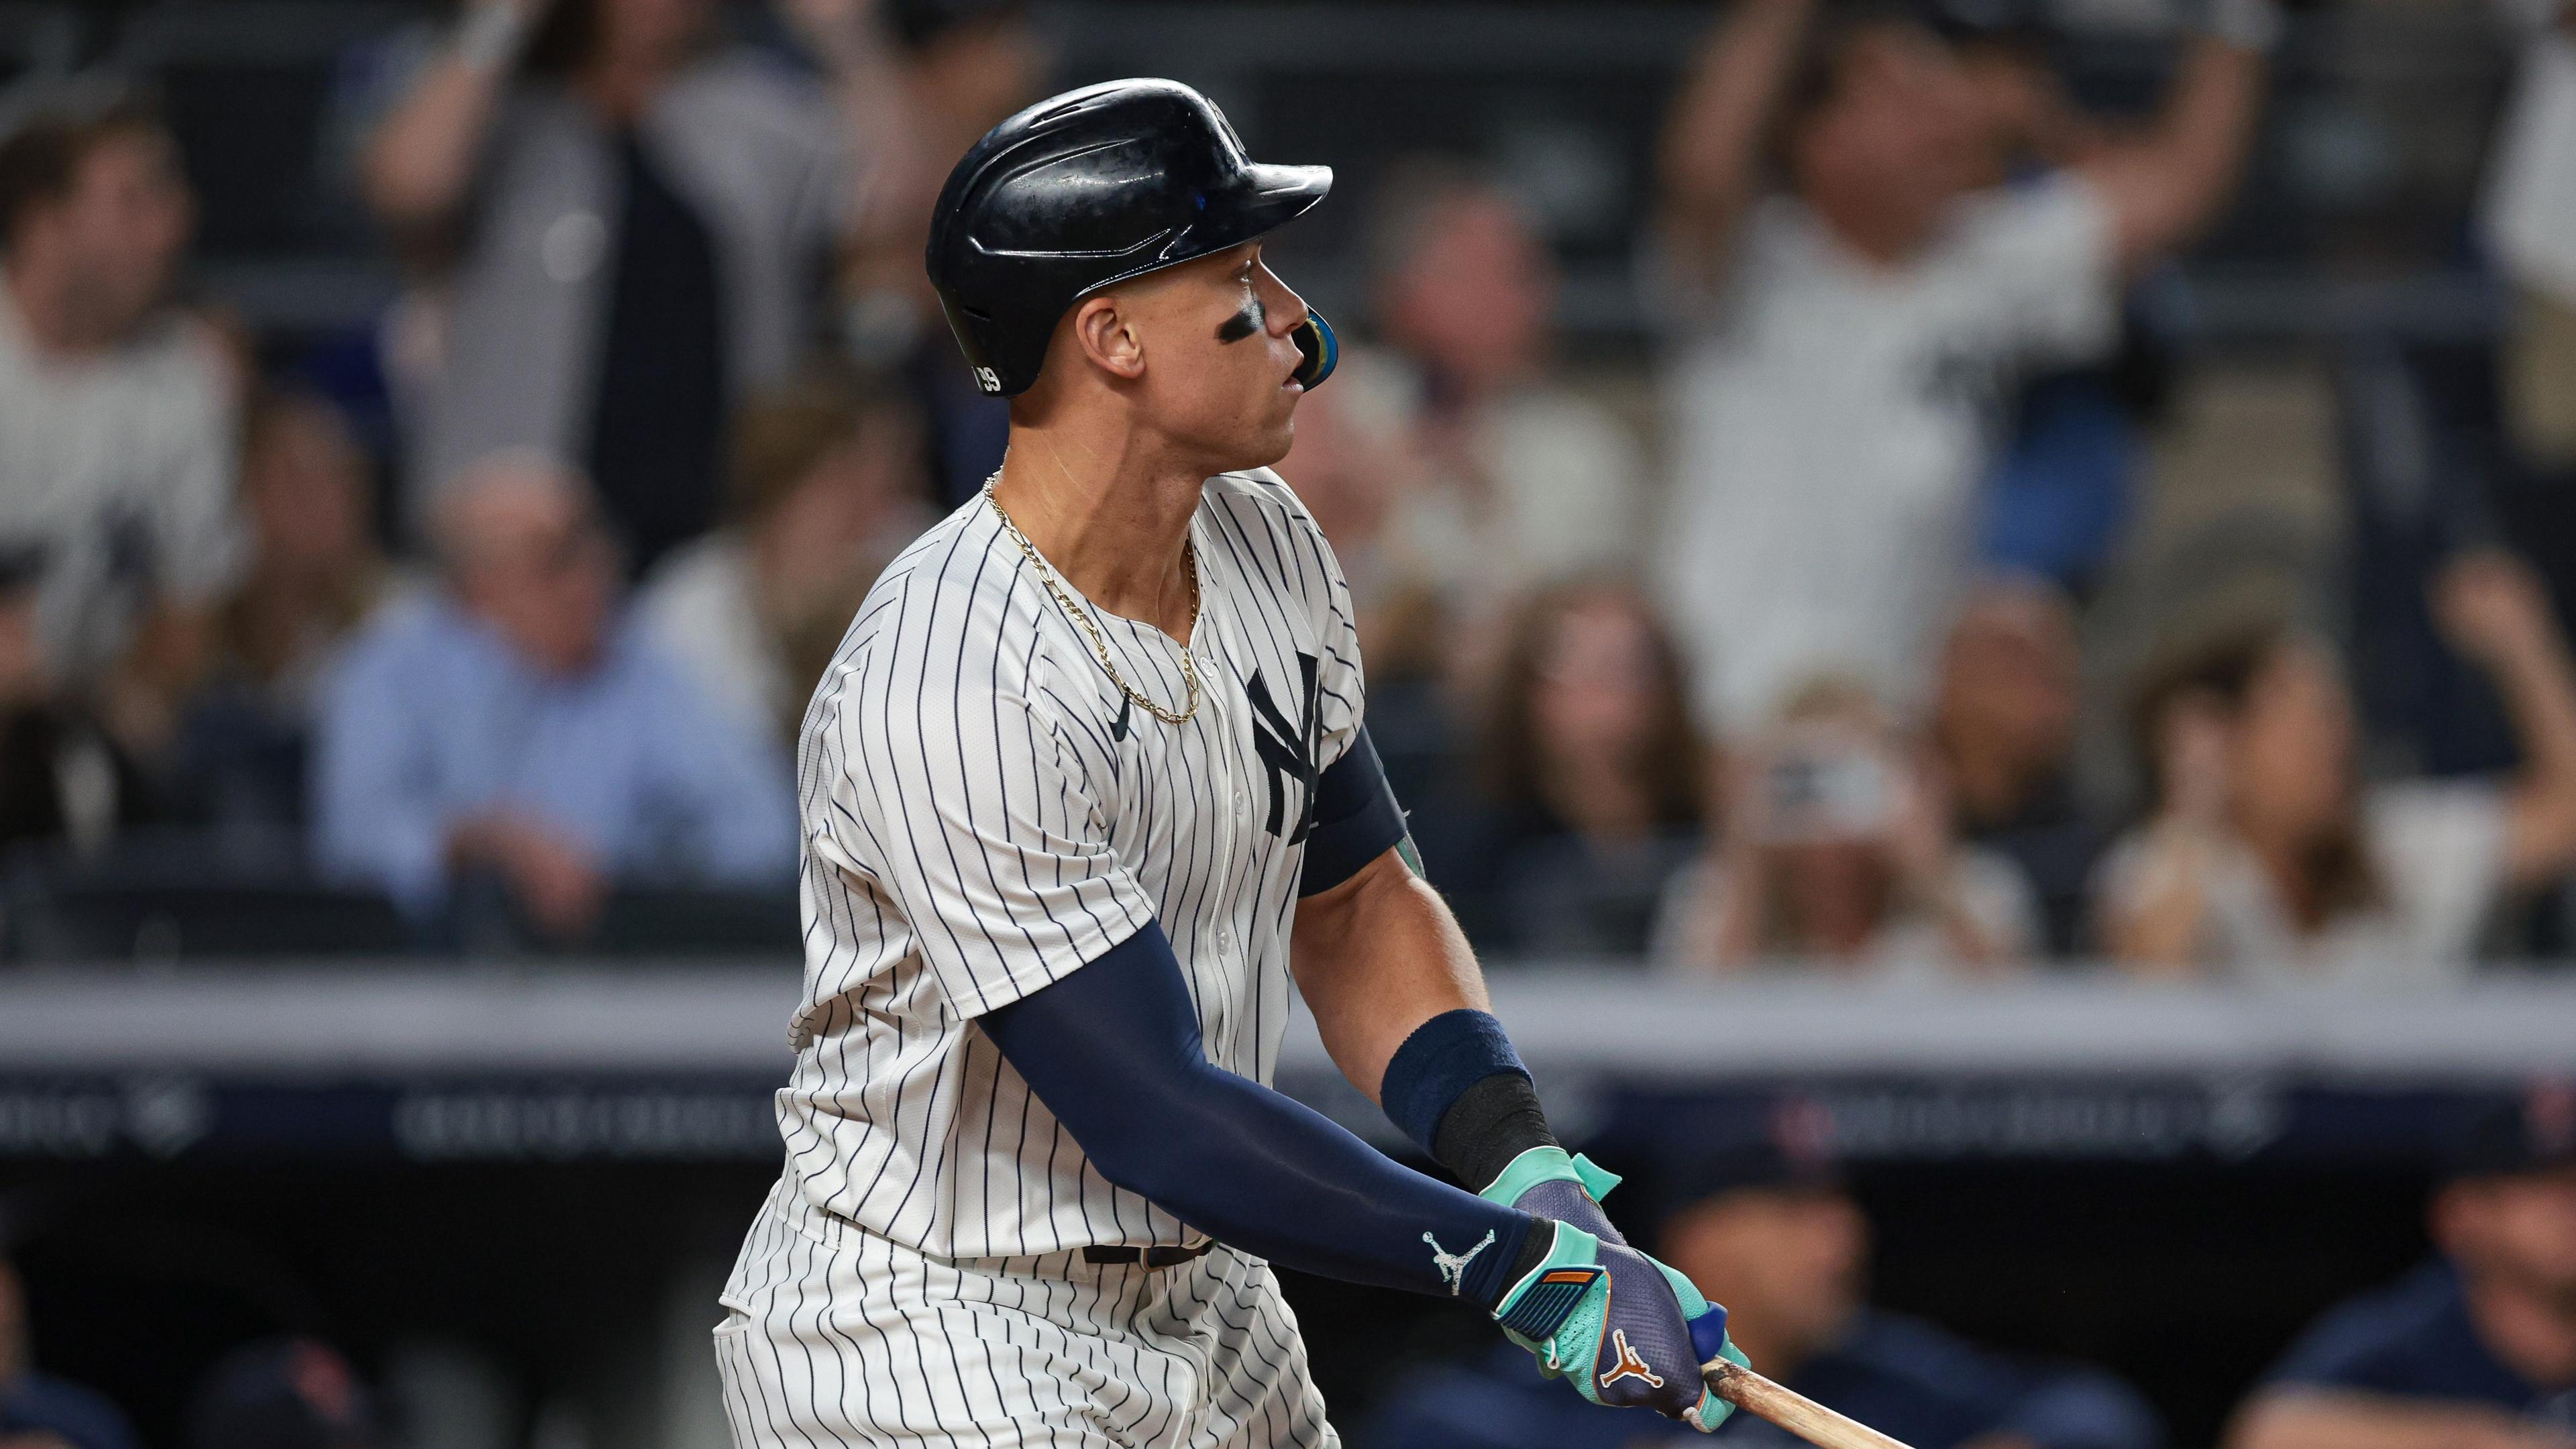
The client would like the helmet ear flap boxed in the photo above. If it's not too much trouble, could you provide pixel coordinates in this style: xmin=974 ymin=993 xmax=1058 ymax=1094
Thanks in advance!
xmin=1291 ymin=310 xmax=1338 ymax=390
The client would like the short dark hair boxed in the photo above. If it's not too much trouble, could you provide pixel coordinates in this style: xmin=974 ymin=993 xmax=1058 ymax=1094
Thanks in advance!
xmin=0 ymin=81 xmax=166 ymax=252
xmin=1771 ymin=4 xmax=1941 ymax=172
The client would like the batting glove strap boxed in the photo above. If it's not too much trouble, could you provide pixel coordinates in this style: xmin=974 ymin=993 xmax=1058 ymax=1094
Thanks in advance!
xmin=1482 ymin=1147 xmax=1628 ymax=1246
xmin=1491 ymin=1221 xmax=1606 ymax=1343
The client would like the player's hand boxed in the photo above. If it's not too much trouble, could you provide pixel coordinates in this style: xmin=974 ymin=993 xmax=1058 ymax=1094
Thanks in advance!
xmin=1479 ymin=1145 xmax=1629 ymax=1246
xmin=1490 ymin=1222 xmax=1744 ymax=1432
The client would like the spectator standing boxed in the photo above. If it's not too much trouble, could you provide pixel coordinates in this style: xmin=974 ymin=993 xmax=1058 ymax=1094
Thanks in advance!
xmin=1442 ymin=581 xmax=1704 ymax=958
xmin=2098 ymin=552 xmax=2576 ymax=981
xmin=0 ymin=80 xmax=245 ymax=762
xmin=1650 ymin=0 xmax=2268 ymax=730
xmin=358 ymin=0 xmax=879 ymax=572
xmin=1368 ymin=162 xmax=1650 ymax=677
xmin=0 ymin=1256 xmax=138 ymax=1449
xmin=637 ymin=369 xmax=930 ymax=749
xmin=2227 ymin=1089 xmax=2576 ymax=1449
xmin=1360 ymin=1132 xmax=2162 ymax=1449
xmin=1932 ymin=576 xmax=2104 ymax=956
xmin=313 ymin=451 xmax=796 ymax=938
xmin=1656 ymin=678 xmax=2040 ymax=975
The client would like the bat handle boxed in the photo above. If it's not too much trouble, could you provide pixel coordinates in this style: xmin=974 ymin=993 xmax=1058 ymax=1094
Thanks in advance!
xmin=1702 ymin=1358 xmax=1922 ymax=1449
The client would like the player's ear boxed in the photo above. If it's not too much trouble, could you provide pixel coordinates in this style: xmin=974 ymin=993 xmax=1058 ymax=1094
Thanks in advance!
xmin=1071 ymin=295 xmax=1146 ymax=384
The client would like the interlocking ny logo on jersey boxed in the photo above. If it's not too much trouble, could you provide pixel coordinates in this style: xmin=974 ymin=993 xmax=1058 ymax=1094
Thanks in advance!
xmin=1245 ymin=652 xmax=1322 ymax=842
xmin=1599 ymin=1329 xmax=1665 ymax=1392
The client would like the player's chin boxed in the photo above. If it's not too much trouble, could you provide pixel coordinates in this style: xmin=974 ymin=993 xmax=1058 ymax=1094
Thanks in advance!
xmin=1207 ymin=397 xmax=1298 ymax=471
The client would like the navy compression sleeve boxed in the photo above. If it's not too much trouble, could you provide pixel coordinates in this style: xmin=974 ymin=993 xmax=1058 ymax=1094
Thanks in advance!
xmin=978 ymin=922 xmax=1540 ymax=1307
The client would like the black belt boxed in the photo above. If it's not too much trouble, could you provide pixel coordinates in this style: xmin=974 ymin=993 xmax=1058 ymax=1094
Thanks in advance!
xmin=1083 ymin=1242 xmax=1215 ymax=1269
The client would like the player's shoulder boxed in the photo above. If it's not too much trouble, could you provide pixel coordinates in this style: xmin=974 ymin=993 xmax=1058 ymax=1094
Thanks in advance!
xmin=814 ymin=496 xmax=1062 ymax=711
xmin=1201 ymin=466 xmax=1342 ymax=594
xmin=1205 ymin=465 xmax=1320 ymax=531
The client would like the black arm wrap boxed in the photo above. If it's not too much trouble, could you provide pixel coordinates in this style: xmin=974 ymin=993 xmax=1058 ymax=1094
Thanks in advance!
xmin=1431 ymin=1071 xmax=1561 ymax=1193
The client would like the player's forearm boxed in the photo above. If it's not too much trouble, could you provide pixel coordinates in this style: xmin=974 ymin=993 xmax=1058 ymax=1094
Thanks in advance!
xmin=979 ymin=922 xmax=1544 ymax=1305
xmin=2230 ymin=1391 xmax=2575 ymax=1449
xmin=1291 ymin=847 xmax=1489 ymax=1106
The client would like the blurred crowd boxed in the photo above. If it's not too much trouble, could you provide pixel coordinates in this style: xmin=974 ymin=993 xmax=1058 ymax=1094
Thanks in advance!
xmin=2 ymin=0 xmax=2576 ymax=976
xmin=8 ymin=1087 xmax=2573 ymax=1449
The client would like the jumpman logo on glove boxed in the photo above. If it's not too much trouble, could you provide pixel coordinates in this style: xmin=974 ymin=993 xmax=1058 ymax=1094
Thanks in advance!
xmin=1598 ymin=1329 xmax=1666 ymax=1392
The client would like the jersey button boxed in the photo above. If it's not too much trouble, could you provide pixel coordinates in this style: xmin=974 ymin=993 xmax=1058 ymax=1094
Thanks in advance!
xmin=1216 ymin=928 xmax=1234 ymax=952
xmin=1232 ymin=790 xmax=1247 ymax=814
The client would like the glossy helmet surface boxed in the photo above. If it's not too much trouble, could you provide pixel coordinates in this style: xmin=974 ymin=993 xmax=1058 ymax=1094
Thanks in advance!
xmin=925 ymin=78 xmax=1338 ymax=397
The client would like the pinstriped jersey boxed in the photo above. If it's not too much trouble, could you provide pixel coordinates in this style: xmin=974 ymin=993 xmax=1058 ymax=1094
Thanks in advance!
xmin=772 ymin=467 xmax=1365 ymax=1259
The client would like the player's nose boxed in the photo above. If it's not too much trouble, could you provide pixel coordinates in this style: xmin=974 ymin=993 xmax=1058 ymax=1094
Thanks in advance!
xmin=1256 ymin=262 xmax=1311 ymax=337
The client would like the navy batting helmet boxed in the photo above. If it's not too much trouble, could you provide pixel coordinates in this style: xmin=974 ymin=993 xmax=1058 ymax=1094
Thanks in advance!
xmin=924 ymin=78 xmax=1339 ymax=398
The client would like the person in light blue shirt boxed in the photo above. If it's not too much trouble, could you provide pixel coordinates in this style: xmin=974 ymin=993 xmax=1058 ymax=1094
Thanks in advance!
xmin=313 ymin=449 xmax=795 ymax=936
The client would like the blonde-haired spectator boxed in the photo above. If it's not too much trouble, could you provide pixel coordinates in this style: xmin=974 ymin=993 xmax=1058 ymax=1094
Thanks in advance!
xmin=1656 ymin=676 xmax=2039 ymax=976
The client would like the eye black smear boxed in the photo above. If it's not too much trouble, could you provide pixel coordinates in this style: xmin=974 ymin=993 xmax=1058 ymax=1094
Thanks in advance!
xmin=1216 ymin=299 xmax=1265 ymax=343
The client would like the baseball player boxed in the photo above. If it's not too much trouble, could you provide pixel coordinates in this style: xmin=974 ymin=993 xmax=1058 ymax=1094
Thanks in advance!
xmin=714 ymin=78 xmax=1751 ymax=1448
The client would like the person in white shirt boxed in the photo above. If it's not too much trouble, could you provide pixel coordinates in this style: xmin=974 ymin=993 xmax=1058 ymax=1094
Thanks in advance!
xmin=1650 ymin=0 xmax=2271 ymax=731
xmin=0 ymin=80 xmax=245 ymax=757
xmin=2098 ymin=551 xmax=2576 ymax=983
xmin=2484 ymin=0 xmax=2576 ymax=472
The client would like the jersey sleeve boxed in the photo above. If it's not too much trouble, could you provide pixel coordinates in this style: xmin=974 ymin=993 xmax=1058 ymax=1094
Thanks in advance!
xmin=817 ymin=627 xmax=1155 ymax=1018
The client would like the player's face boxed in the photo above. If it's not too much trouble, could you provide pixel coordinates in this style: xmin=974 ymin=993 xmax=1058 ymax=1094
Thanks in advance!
xmin=1130 ymin=242 xmax=1315 ymax=472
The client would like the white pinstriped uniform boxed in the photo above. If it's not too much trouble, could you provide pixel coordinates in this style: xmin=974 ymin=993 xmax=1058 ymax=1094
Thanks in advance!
xmin=718 ymin=468 xmax=1361 ymax=1447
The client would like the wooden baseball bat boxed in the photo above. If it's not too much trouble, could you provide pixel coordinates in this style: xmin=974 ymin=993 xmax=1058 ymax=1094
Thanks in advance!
xmin=1703 ymin=1356 xmax=1920 ymax=1449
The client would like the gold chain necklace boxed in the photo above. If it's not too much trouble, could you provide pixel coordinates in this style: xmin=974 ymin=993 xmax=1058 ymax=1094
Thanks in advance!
xmin=985 ymin=484 xmax=1203 ymax=727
